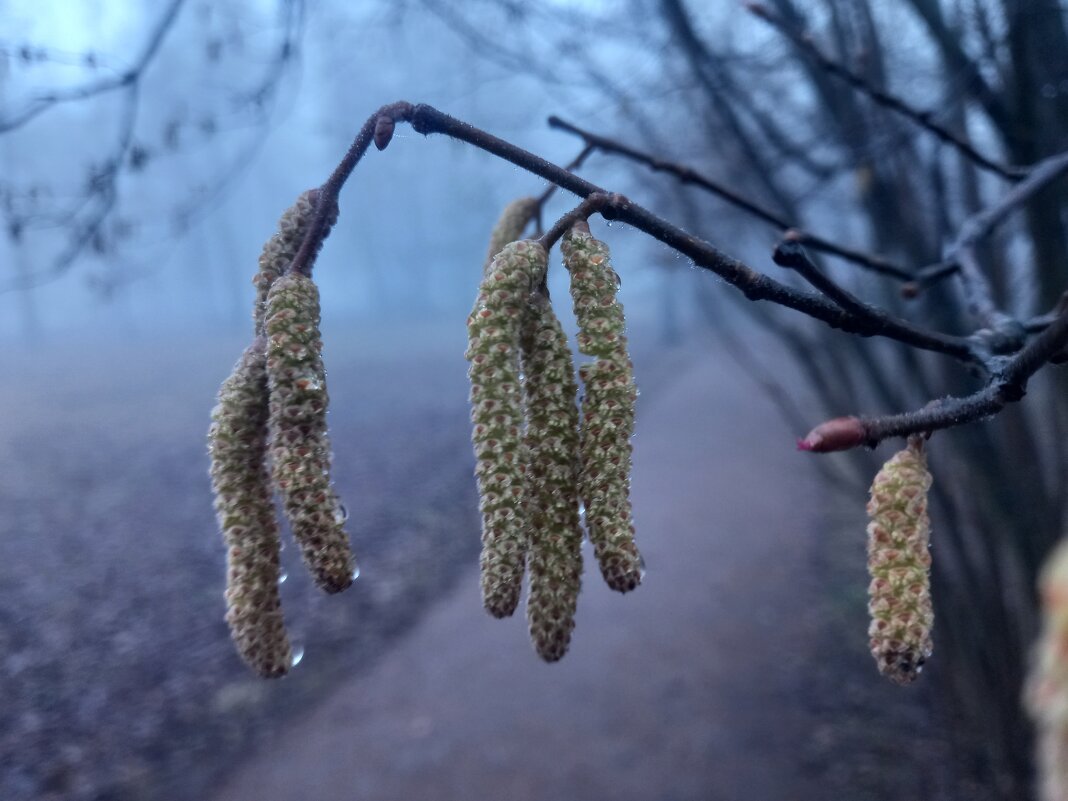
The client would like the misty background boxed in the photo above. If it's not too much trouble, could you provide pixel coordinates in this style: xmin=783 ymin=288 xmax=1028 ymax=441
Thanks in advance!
xmin=2 ymin=1 xmax=1066 ymax=800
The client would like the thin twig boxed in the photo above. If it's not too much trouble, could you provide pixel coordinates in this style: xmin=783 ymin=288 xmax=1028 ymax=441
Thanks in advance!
xmin=746 ymin=2 xmax=1025 ymax=181
xmin=535 ymin=144 xmax=594 ymax=209
xmin=407 ymin=103 xmax=982 ymax=361
xmin=288 ymin=101 xmax=414 ymax=277
xmin=275 ymin=99 xmax=1068 ymax=455
xmin=547 ymin=114 xmax=914 ymax=281
xmin=538 ymin=193 xmax=613 ymax=251
xmin=914 ymin=150 xmax=1068 ymax=317
xmin=806 ymin=310 xmax=1068 ymax=450
xmin=0 ymin=0 xmax=185 ymax=134
xmin=772 ymin=241 xmax=974 ymax=360
xmin=287 ymin=101 xmax=977 ymax=364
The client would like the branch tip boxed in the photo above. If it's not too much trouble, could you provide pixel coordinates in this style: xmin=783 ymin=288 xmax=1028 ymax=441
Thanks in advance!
xmin=798 ymin=416 xmax=867 ymax=453
xmin=373 ymin=115 xmax=396 ymax=151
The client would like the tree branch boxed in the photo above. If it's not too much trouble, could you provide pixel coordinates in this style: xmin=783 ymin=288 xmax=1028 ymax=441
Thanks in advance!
xmin=772 ymin=241 xmax=973 ymax=359
xmin=746 ymin=2 xmax=1025 ymax=181
xmin=288 ymin=101 xmax=989 ymax=368
xmin=547 ymin=114 xmax=914 ymax=282
xmin=0 ymin=0 xmax=185 ymax=134
xmin=801 ymin=308 xmax=1068 ymax=450
xmin=914 ymin=149 xmax=1068 ymax=317
xmin=538 ymin=193 xmax=613 ymax=251
xmin=275 ymin=98 xmax=1068 ymax=455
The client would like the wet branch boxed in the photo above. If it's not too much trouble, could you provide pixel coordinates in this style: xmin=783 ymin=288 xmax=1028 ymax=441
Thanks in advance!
xmin=847 ymin=309 xmax=1068 ymax=447
xmin=772 ymin=241 xmax=973 ymax=360
xmin=547 ymin=114 xmax=914 ymax=282
xmin=291 ymin=101 xmax=978 ymax=362
xmin=746 ymin=2 xmax=1025 ymax=181
xmin=286 ymin=100 xmax=1067 ymax=451
xmin=538 ymin=193 xmax=614 ymax=251
xmin=908 ymin=149 xmax=1068 ymax=330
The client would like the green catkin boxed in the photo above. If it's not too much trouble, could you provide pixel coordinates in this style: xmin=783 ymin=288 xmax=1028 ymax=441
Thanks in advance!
xmin=265 ymin=272 xmax=356 ymax=594
xmin=562 ymin=226 xmax=643 ymax=593
xmin=209 ymin=340 xmax=292 ymax=677
xmin=209 ymin=191 xmax=323 ymax=677
xmin=483 ymin=197 xmax=538 ymax=273
xmin=1026 ymin=540 xmax=1068 ymax=801
xmin=521 ymin=290 xmax=584 ymax=661
xmin=866 ymin=438 xmax=934 ymax=685
xmin=253 ymin=190 xmax=318 ymax=334
xmin=467 ymin=239 xmax=548 ymax=617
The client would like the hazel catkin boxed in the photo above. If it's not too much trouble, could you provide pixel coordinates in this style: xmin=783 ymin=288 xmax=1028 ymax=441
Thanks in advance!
xmin=521 ymin=290 xmax=584 ymax=661
xmin=866 ymin=438 xmax=934 ymax=684
xmin=209 ymin=339 xmax=292 ymax=677
xmin=483 ymin=197 xmax=538 ymax=274
xmin=253 ymin=190 xmax=319 ymax=334
xmin=562 ymin=226 xmax=643 ymax=593
xmin=466 ymin=239 xmax=548 ymax=617
xmin=1026 ymin=540 xmax=1068 ymax=801
xmin=265 ymin=272 xmax=356 ymax=594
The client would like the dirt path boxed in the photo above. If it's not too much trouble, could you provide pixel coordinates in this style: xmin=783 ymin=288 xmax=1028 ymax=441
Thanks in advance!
xmin=213 ymin=345 xmax=826 ymax=801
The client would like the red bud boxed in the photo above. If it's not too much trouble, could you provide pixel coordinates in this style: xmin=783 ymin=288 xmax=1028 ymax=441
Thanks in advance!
xmin=373 ymin=115 xmax=395 ymax=151
xmin=797 ymin=416 xmax=866 ymax=453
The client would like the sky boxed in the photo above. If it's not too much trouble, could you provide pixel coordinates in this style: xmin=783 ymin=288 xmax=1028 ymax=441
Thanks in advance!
xmin=0 ymin=0 xmax=692 ymax=344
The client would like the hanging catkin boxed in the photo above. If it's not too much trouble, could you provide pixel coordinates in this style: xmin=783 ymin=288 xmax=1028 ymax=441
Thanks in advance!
xmin=521 ymin=289 xmax=584 ymax=661
xmin=253 ymin=190 xmax=318 ymax=332
xmin=209 ymin=340 xmax=293 ymax=677
xmin=467 ymin=239 xmax=548 ymax=617
xmin=562 ymin=225 xmax=643 ymax=593
xmin=209 ymin=191 xmax=320 ymax=676
xmin=265 ymin=272 xmax=356 ymax=594
xmin=483 ymin=197 xmax=538 ymax=273
xmin=866 ymin=437 xmax=934 ymax=684
xmin=1026 ymin=540 xmax=1068 ymax=801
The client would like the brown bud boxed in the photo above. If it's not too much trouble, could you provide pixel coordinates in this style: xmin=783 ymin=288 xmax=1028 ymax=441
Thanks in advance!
xmin=900 ymin=282 xmax=921 ymax=300
xmin=797 ymin=416 xmax=867 ymax=453
xmin=373 ymin=115 xmax=395 ymax=151
xmin=744 ymin=3 xmax=773 ymax=21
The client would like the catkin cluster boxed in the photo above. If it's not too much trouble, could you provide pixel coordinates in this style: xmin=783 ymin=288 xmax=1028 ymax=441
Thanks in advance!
xmin=467 ymin=238 xmax=547 ymax=617
xmin=209 ymin=191 xmax=355 ymax=677
xmin=522 ymin=290 xmax=584 ymax=661
xmin=1026 ymin=540 xmax=1068 ymax=801
xmin=467 ymin=204 xmax=640 ymax=661
xmin=562 ymin=226 xmax=643 ymax=593
xmin=265 ymin=273 xmax=355 ymax=594
xmin=866 ymin=438 xmax=934 ymax=685
xmin=209 ymin=339 xmax=291 ymax=677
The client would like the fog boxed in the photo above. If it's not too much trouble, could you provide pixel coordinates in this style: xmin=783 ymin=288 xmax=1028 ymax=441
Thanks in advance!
xmin=0 ymin=0 xmax=692 ymax=345
xmin=3 ymin=2 xmax=1061 ymax=799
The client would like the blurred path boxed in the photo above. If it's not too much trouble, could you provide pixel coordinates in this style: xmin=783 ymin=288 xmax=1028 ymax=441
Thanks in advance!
xmin=214 ymin=344 xmax=825 ymax=801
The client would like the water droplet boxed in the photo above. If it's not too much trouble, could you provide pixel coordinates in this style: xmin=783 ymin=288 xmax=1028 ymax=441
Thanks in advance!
xmin=351 ymin=563 xmax=361 ymax=581
xmin=278 ymin=570 xmax=288 ymax=585
xmin=637 ymin=553 xmax=647 ymax=580
xmin=290 ymin=643 xmax=305 ymax=668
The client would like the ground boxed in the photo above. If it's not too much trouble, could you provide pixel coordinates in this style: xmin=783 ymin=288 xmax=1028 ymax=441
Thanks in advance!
xmin=0 ymin=324 xmax=962 ymax=800
xmin=212 ymin=334 xmax=828 ymax=801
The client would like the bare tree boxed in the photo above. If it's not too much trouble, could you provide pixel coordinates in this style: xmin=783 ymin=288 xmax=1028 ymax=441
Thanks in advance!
xmin=0 ymin=0 xmax=305 ymax=331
